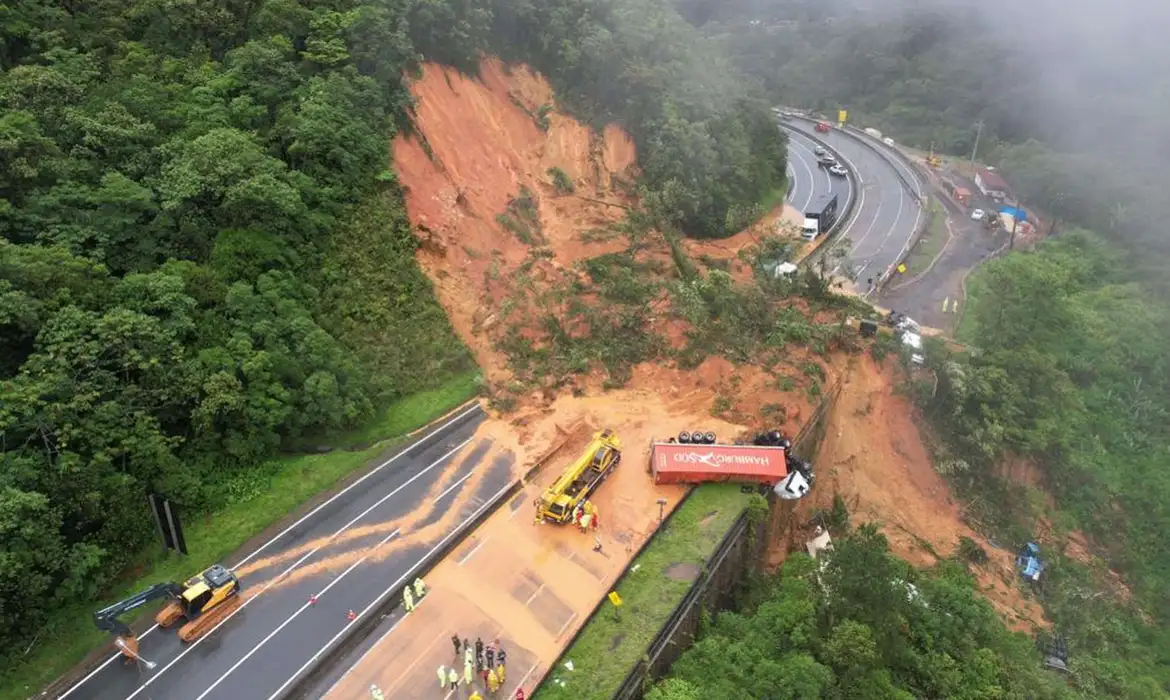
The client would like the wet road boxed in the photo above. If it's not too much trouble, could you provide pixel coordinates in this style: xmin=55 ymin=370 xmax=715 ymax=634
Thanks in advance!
xmin=784 ymin=127 xmax=849 ymax=215
xmin=880 ymin=172 xmax=1008 ymax=329
xmin=786 ymin=118 xmax=923 ymax=289
xmin=56 ymin=402 xmax=515 ymax=700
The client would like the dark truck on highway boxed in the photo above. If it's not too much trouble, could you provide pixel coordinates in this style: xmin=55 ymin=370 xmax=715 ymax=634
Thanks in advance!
xmin=801 ymin=193 xmax=839 ymax=241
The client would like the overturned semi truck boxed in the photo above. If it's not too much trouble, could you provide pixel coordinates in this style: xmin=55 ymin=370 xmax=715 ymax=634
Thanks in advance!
xmin=648 ymin=430 xmax=815 ymax=498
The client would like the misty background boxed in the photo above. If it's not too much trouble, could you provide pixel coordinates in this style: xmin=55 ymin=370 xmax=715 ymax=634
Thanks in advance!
xmin=671 ymin=0 xmax=1170 ymax=263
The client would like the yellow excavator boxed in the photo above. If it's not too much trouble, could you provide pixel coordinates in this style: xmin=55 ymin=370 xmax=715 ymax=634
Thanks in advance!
xmin=93 ymin=564 xmax=243 ymax=661
xmin=536 ymin=429 xmax=622 ymax=524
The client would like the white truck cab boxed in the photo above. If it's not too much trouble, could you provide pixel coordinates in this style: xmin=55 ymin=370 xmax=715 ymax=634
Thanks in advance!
xmin=801 ymin=218 xmax=819 ymax=241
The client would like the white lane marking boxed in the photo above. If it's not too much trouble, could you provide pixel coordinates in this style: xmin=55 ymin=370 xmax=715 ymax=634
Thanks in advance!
xmin=121 ymin=438 xmax=475 ymax=700
xmin=262 ymin=479 xmax=518 ymax=700
xmin=524 ymin=583 xmax=546 ymax=606
xmin=828 ymin=143 xmax=891 ymax=276
xmin=787 ymin=130 xmax=832 ymax=196
xmin=457 ymin=536 xmax=492 ymax=566
xmin=783 ymin=133 xmax=818 ymax=211
xmin=57 ymin=402 xmax=482 ymax=700
xmin=819 ymin=132 xmax=864 ymax=242
xmin=507 ymin=661 xmax=540 ymax=700
xmin=318 ymin=614 xmax=407 ymax=697
xmin=193 ymin=442 xmax=483 ymax=700
xmin=857 ymin=181 xmax=906 ymax=277
xmin=555 ymin=611 xmax=579 ymax=640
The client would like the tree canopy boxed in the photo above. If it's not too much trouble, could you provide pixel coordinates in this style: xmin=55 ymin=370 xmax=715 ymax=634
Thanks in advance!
xmin=647 ymin=525 xmax=1079 ymax=700
xmin=0 ymin=0 xmax=483 ymax=663
xmin=0 ymin=0 xmax=792 ymax=678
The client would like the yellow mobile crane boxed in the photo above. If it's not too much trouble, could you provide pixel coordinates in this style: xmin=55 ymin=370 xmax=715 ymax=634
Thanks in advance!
xmin=536 ymin=429 xmax=622 ymax=524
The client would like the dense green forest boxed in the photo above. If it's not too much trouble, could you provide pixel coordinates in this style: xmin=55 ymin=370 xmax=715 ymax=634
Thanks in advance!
xmin=664 ymin=1 xmax=1170 ymax=694
xmin=0 ymin=0 xmax=787 ymax=685
xmin=925 ymin=231 xmax=1170 ymax=697
xmin=677 ymin=0 xmax=1170 ymax=266
xmin=488 ymin=0 xmax=788 ymax=238
xmin=646 ymin=525 xmax=1079 ymax=700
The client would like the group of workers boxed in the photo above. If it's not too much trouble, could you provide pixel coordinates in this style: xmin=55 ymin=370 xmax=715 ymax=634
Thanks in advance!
xmin=572 ymin=500 xmax=600 ymax=534
xmin=432 ymin=635 xmax=521 ymax=697
xmin=404 ymin=576 xmax=427 ymax=612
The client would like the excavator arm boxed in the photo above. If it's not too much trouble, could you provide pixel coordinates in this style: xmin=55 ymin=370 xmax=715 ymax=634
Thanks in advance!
xmin=93 ymin=582 xmax=182 ymax=638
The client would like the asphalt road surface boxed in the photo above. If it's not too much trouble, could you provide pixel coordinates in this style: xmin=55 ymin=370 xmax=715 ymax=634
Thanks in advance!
xmin=783 ymin=127 xmax=849 ymax=216
xmin=785 ymin=118 xmax=923 ymax=289
xmin=880 ymin=173 xmax=1008 ymax=329
xmin=56 ymin=402 xmax=514 ymax=700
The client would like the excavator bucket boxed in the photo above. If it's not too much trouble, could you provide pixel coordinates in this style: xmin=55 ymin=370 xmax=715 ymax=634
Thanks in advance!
xmin=155 ymin=601 xmax=185 ymax=628
xmin=178 ymin=593 xmax=243 ymax=643
xmin=116 ymin=635 xmax=139 ymax=662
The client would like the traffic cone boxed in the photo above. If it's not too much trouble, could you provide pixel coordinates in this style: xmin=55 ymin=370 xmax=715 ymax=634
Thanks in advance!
xmin=347 ymin=609 xmax=357 ymax=621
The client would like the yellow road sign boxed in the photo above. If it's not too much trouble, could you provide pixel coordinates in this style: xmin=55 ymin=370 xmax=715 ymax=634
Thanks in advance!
xmin=608 ymin=591 xmax=623 ymax=607
xmin=897 ymin=263 xmax=906 ymax=274
xmin=838 ymin=109 xmax=848 ymax=123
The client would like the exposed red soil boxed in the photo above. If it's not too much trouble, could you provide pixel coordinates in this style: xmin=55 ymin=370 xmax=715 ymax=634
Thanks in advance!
xmin=791 ymin=355 xmax=1049 ymax=631
xmin=391 ymin=56 xmax=1052 ymax=634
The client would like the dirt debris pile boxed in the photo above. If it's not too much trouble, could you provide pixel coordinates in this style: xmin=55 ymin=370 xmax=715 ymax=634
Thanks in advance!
xmin=391 ymin=56 xmax=1054 ymax=632
xmin=794 ymin=355 xmax=1048 ymax=631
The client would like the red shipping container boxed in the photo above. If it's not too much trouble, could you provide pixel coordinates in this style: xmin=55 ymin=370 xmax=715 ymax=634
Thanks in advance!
xmin=649 ymin=443 xmax=788 ymax=486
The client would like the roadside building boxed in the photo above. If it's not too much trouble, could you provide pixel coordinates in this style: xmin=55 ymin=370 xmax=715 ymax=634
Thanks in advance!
xmin=974 ymin=168 xmax=1011 ymax=200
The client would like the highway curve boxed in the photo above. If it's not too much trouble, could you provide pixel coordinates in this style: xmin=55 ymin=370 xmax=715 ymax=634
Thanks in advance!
xmin=783 ymin=127 xmax=848 ymax=216
xmin=785 ymin=118 xmax=923 ymax=290
xmin=54 ymin=402 xmax=514 ymax=700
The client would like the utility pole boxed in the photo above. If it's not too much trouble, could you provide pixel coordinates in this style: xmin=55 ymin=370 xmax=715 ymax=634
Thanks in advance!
xmin=968 ymin=120 xmax=984 ymax=174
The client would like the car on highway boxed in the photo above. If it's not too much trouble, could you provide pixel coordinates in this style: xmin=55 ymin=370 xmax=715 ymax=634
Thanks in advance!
xmin=814 ymin=145 xmax=827 ymax=156
xmin=829 ymin=164 xmax=848 ymax=177
xmin=970 ymin=208 xmax=986 ymax=221
xmin=817 ymin=154 xmax=836 ymax=168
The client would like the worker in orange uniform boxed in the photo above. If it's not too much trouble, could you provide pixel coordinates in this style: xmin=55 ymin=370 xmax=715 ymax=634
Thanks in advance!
xmin=586 ymin=501 xmax=600 ymax=529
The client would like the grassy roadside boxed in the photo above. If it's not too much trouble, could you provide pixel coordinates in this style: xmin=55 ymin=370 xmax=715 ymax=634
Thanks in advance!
xmin=955 ymin=268 xmax=986 ymax=342
xmin=903 ymin=202 xmax=949 ymax=273
xmin=3 ymin=370 xmax=482 ymax=700
xmin=533 ymin=484 xmax=752 ymax=700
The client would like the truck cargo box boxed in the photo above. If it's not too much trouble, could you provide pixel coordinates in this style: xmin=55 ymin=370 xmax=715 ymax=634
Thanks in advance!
xmin=649 ymin=442 xmax=788 ymax=486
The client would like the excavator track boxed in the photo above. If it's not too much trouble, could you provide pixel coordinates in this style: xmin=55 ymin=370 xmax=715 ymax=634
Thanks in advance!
xmin=177 ymin=594 xmax=243 ymax=643
xmin=155 ymin=601 xmax=184 ymax=628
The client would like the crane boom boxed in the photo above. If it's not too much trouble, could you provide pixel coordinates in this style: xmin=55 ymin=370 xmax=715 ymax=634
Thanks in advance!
xmin=536 ymin=429 xmax=621 ymax=524
xmin=93 ymin=582 xmax=182 ymax=637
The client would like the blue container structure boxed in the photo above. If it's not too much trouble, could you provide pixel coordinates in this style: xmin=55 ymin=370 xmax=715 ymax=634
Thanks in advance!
xmin=1016 ymin=542 xmax=1045 ymax=582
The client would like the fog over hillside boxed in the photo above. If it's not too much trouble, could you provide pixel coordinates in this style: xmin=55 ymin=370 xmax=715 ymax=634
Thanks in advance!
xmin=676 ymin=0 xmax=1170 ymax=250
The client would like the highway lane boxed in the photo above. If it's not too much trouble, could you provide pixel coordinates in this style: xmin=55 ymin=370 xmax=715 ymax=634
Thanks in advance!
xmin=56 ymin=403 xmax=514 ymax=700
xmin=785 ymin=118 xmax=921 ymax=289
xmin=783 ymin=127 xmax=850 ymax=218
